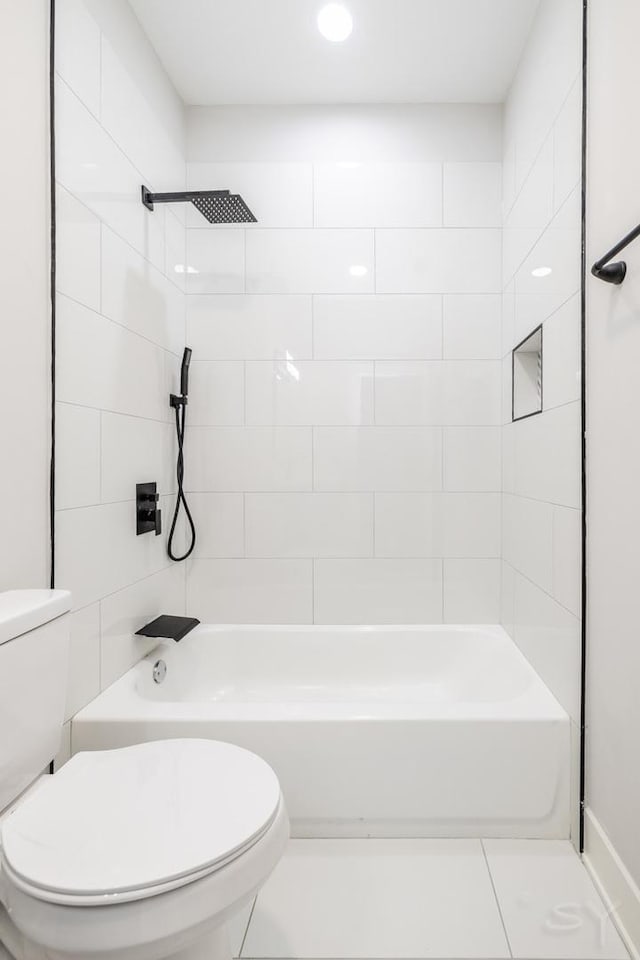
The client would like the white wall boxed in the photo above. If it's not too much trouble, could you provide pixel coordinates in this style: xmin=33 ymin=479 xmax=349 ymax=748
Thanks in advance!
xmin=53 ymin=0 xmax=187 ymax=754
xmin=584 ymin=0 xmax=640 ymax=950
xmin=0 ymin=1 xmax=51 ymax=591
xmin=184 ymin=105 xmax=504 ymax=624
xmin=500 ymin=0 xmax=583 ymax=842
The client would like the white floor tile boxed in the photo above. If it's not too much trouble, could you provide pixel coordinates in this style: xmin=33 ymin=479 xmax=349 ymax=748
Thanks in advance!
xmin=242 ymin=839 xmax=509 ymax=959
xmin=483 ymin=839 xmax=629 ymax=960
xmin=229 ymin=899 xmax=255 ymax=958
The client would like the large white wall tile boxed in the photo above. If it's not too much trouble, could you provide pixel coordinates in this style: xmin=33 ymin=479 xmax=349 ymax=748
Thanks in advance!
xmin=314 ymin=162 xmax=442 ymax=228
xmin=444 ymin=559 xmax=501 ymax=623
xmin=553 ymin=79 xmax=582 ymax=214
xmin=246 ymin=361 xmax=374 ymax=426
xmin=376 ymin=229 xmax=502 ymax=294
xmin=313 ymin=295 xmax=442 ymax=360
xmin=375 ymin=492 xmax=500 ymax=560
xmin=57 ymin=295 xmax=166 ymax=421
xmin=187 ymin=559 xmax=312 ymax=623
xmin=443 ymin=163 xmax=502 ymax=227
xmin=100 ymin=412 xmax=175 ymax=503
xmin=314 ymin=427 xmax=442 ymax=492
xmin=55 ymin=0 xmax=101 ymax=118
xmin=188 ymin=492 xmax=244 ymax=558
xmin=101 ymin=38 xmax=185 ymax=194
xmin=54 ymin=0 xmax=188 ymax=718
xmin=443 ymin=295 xmax=502 ymax=360
xmin=503 ymin=135 xmax=555 ymax=285
xmin=101 ymin=226 xmax=185 ymax=355
xmin=375 ymin=361 xmax=501 ymax=426
xmin=187 ymin=162 xmax=312 ymax=228
xmin=543 ymin=294 xmax=581 ymax=410
xmin=374 ymin=362 xmax=444 ymax=426
xmin=513 ymin=402 xmax=581 ymax=507
xmin=56 ymin=78 xmax=164 ymax=269
xmin=56 ymin=500 xmax=170 ymax=609
xmin=100 ymin=566 xmax=186 ymax=688
xmin=443 ymin=427 xmax=502 ymax=492
xmin=513 ymin=187 xmax=581 ymax=341
xmin=187 ymin=294 xmax=312 ymax=360
xmin=65 ymin=603 xmax=101 ymax=720
xmin=186 ymin=229 xmax=245 ymax=294
xmin=56 ymin=402 xmax=101 ymax=510
xmin=246 ymin=229 xmax=374 ymax=294
xmin=552 ymin=505 xmax=581 ymax=617
xmin=374 ymin=492 xmax=443 ymax=558
xmin=503 ymin=494 xmax=554 ymax=592
xmin=314 ymin=559 xmax=443 ymax=624
xmin=513 ymin=571 xmax=581 ymax=721
xmin=245 ymin=493 xmax=373 ymax=558
xmin=186 ymin=427 xmax=312 ymax=492
xmin=187 ymin=361 xmax=244 ymax=426
xmin=165 ymin=210 xmax=186 ymax=291
xmin=443 ymin=493 xmax=501 ymax=558
xmin=56 ymin=184 xmax=101 ymax=311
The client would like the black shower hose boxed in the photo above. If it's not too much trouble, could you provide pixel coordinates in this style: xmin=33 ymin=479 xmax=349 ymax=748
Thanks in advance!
xmin=167 ymin=402 xmax=196 ymax=562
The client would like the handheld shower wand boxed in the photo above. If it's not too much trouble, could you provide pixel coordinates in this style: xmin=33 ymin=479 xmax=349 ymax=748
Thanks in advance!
xmin=167 ymin=348 xmax=196 ymax=562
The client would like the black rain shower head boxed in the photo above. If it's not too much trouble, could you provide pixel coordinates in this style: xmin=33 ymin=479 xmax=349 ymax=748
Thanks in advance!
xmin=141 ymin=185 xmax=257 ymax=224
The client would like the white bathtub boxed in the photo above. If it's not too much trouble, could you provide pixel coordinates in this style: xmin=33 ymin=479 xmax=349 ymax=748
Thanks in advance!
xmin=72 ymin=624 xmax=570 ymax=839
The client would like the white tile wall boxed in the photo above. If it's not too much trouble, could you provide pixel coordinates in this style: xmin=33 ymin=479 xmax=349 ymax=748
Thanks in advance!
xmin=443 ymin=295 xmax=502 ymax=360
xmin=100 ymin=566 xmax=185 ymax=687
xmin=56 ymin=403 xmax=101 ymax=510
xmin=187 ymin=559 xmax=312 ymax=623
xmin=55 ymin=184 xmax=101 ymax=311
xmin=188 ymin=493 xmax=245 ymax=558
xmin=443 ymin=163 xmax=502 ymax=228
xmin=376 ymin=229 xmax=502 ymax=294
xmin=246 ymin=361 xmax=374 ymax=426
xmin=187 ymin=162 xmax=313 ymax=228
xmin=500 ymin=0 xmax=583 ymax=796
xmin=186 ymin=229 xmax=245 ymax=294
xmin=314 ymin=559 xmax=443 ymax=625
xmin=246 ymin=229 xmax=375 ymax=295
xmin=313 ymin=162 xmax=443 ymax=229
xmin=187 ymin=361 xmax=244 ymax=426
xmin=187 ymin=294 xmax=312 ymax=360
xmin=245 ymin=493 xmax=374 ymax=559
xmin=187 ymin=427 xmax=312 ymax=492
xmin=55 ymin=0 xmax=188 ymax=718
xmin=313 ymin=295 xmax=442 ymax=361
xmin=182 ymin=115 xmax=505 ymax=623
xmin=443 ymin=559 xmax=501 ymax=624
xmin=313 ymin=427 xmax=443 ymax=493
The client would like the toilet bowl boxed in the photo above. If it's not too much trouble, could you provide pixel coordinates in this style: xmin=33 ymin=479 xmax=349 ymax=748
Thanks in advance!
xmin=0 ymin=739 xmax=289 ymax=960
xmin=0 ymin=591 xmax=289 ymax=960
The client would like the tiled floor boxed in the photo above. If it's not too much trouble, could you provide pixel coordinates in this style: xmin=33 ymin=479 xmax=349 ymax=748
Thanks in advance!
xmin=229 ymin=839 xmax=630 ymax=960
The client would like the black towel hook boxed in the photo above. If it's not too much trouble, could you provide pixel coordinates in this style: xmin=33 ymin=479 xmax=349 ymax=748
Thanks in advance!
xmin=592 ymin=221 xmax=640 ymax=284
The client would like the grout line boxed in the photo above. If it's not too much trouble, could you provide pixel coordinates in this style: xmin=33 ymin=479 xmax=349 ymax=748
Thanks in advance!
xmin=238 ymin=895 xmax=258 ymax=958
xmin=481 ymin=839 xmax=514 ymax=959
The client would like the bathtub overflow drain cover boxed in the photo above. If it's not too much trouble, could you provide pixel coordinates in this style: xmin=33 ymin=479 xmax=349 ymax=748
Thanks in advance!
xmin=153 ymin=659 xmax=167 ymax=684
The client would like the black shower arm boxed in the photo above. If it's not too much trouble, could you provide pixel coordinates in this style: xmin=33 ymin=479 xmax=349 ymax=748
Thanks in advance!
xmin=592 ymin=221 xmax=640 ymax=285
xmin=141 ymin=185 xmax=230 ymax=211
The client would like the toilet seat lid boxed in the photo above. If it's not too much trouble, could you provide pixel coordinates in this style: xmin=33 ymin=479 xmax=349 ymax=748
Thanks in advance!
xmin=1 ymin=739 xmax=281 ymax=903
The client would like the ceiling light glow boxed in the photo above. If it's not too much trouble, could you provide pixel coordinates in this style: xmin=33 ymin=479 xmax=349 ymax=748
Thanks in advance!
xmin=531 ymin=266 xmax=553 ymax=278
xmin=317 ymin=3 xmax=353 ymax=42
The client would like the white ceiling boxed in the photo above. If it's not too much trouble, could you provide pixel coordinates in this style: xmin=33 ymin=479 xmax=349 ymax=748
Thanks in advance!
xmin=129 ymin=0 xmax=540 ymax=106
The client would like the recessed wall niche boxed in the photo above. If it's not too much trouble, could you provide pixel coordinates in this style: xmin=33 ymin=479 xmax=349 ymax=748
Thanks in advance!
xmin=512 ymin=325 xmax=543 ymax=422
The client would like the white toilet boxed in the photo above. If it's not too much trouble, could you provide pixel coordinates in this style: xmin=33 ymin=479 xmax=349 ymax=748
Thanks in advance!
xmin=0 ymin=590 xmax=289 ymax=960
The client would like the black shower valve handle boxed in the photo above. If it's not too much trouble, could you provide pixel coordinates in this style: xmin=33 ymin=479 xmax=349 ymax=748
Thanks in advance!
xmin=170 ymin=393 xmax=188 ymax=409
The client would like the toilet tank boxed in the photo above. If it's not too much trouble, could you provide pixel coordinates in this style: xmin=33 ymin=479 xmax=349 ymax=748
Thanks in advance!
xmin=0 ymin=590 xmax=71 ymax=812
